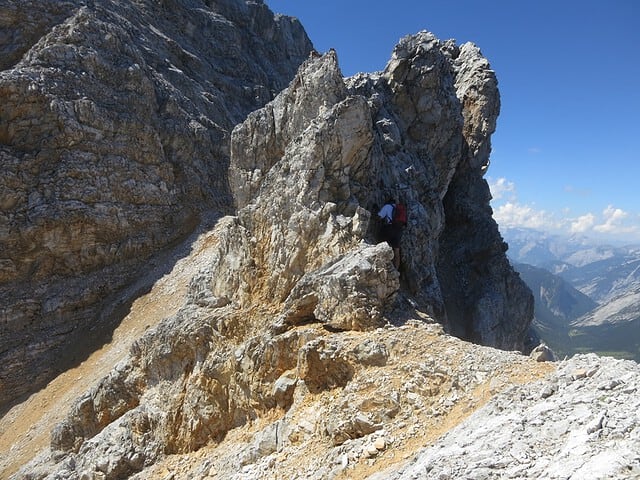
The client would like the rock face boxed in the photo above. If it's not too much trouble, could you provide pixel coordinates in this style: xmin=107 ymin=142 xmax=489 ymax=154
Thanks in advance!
xmin=226 ymin=34 xmax=532 ymax=347
xmin=5 ymin=24 xmax=541 ymax=479
xmin=0 ymin=0 xmax=312 ymax=407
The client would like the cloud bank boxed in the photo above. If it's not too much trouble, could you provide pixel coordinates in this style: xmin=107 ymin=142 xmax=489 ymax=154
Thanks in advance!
xmin=488 ymin=177 xmax=640 ymax=243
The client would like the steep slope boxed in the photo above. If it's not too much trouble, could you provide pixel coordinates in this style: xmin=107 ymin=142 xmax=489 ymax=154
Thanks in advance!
xmin=0 ymin=0 xmax=312 ymax=408
xmin=502 ymin=227 xmax=640 ymax=305
xmin=0 ymin=234 xmax=552 ymax=479
xmin=570 ymin=287 xmax=640 ymax=361
xmin=0 ymin=217 xmax=221 ymax=478
xmin=514 ymin=262 xmax=597 ymax=356
xmin=513 ymin=261 xmax=640 ymax=361
xmin=5 ymin=222 xmax=637 ymax=479
xmin=2 ymin=3 xmax=638 ymax=475
xmin=554 ymin=251 xmax=640 ymax=361
xmin=562 ymin=252 xmax=640 ymax=303
xmin=501 ymin=227 xmax=597 ymax=268
xmin=503 ymin=229 xmax=640 ymax=360
xmin=515 ymin=263 xmax=596 ymax=326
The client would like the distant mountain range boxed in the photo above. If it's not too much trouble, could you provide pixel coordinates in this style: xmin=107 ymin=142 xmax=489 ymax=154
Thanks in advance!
xmin=502 ymin=227 xmax=640 ymax=361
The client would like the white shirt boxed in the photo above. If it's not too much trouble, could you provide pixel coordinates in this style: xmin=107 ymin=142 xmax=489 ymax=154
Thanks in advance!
xmin=378 ymin=203 xmax=394 ymax=223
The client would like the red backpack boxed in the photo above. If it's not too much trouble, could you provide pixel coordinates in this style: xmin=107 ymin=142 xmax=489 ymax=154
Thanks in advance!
xmin=392 ymin=203 xmax=407 ymax=226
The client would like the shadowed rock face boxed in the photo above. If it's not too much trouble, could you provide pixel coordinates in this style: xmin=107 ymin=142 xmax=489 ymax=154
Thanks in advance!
xmin=0 ymin=0 xmax=313 ymax=408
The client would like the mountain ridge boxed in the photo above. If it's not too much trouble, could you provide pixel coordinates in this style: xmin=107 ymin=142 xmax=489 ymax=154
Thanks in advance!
xmin=504 ymin=227 xmax=640 ymax=361
xmin=1 ymin=1 xmax=638 ymax=479
xmin=0 ymin=0 xmax=312 ymax=409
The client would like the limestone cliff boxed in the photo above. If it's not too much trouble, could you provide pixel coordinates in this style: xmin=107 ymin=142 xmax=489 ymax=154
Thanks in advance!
xmin=223 ymin=35 xmax=534 ymax=347
xmin=0 ymin=0 xmax=562 ymax=478
xmin=1 ymin=0 xmax=533 ymax=415
xmin=0 ymin=0 xmax=312 ymax=408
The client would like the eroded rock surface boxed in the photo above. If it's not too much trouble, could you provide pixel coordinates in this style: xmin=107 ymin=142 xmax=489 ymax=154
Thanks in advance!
xmin=226 ymin=35 xmax=532 ymax=348
xmin=0 ymin=0 xmax=562 ymax=476
xmin=376 ymin=354 xmax=640 ymax=480
xmin=0 ymin=0 xmax=312 ymax=407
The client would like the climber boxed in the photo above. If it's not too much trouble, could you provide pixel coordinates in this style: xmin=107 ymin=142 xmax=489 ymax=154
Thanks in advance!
xmin=377 ymin=198 xmax=405 ymax=270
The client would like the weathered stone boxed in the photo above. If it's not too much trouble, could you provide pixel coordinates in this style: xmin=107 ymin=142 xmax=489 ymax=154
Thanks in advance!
xmin=376 ymin=354 xmax=640 ymax=480
xmin=250 ymin=421 xmax=284 ymax=459
xmin=298 ymin=339 xmax=355 ymax=394
xmin=351 ymin=339 xmax=390 ymax=367
xmin=365 ymin=443 xmax=379 ymax=457
xmin=373 ymin=436 xmax=387 ymax=451
xmin=280 ymin=243 xmax=399 ymax=331
xmin=530 ymin=343 xmax=557 ymax=362
xmin=0 ymin=0 xmax=313 ymax=408
xmin=273 ymin=373 xmax=297 ymax=409
xmin=326 ymin=412 xmax=379 ymax=446
xmin=224 ymin=32 xmax=531 ymax=348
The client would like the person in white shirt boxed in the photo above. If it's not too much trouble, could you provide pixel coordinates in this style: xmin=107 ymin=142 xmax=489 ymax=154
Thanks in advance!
xmin=377 ymin=198 xmax=402 ymax=269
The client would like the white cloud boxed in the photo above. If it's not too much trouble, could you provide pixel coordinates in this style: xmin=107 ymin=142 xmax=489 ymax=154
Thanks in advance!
xmin=489 ymin=178 xmax=640 ymax=243
xmin=493 ymin=202 xmax=558 ymax=231
xmin=593 ymin=205 xmax=635 ymax=235
xmin=487 ymin=177 xmax=515 ymax=201
xmin=490 ymin=178 xmax=560 ymax=232
xmin=570 ymin=213 xmax=595 ymax=233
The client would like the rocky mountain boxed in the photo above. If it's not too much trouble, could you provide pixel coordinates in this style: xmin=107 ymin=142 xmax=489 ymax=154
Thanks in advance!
xmin=561 ymin=250 xmax=640 ymax=304
xmin=569 ymin=288 xmax=640 ymax=361
xmin=514 ymin=263 xmax=597 ymax=325
xmin=1 ymin=0 xmax=533 ymax=413
xmin=1 ymin=1 xmax=638 ymax=479
xmin=500 ymin=227 xmax=596 ymax=267
xmin=0 ymin=0 xmax=312 ymax=408
xmin=502 ymin=228 xmax=640 ymax=302
xmin=504 ymin=228 xmax=640 ymax=360
xmin=514 ymin=262 xmax=597 ymax=357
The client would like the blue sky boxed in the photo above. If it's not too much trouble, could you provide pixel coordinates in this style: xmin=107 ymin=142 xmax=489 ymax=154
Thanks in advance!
xmin=266 ymin=0 xmax=640 ymax=243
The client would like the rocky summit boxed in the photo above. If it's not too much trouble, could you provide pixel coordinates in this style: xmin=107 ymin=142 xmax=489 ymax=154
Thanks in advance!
xmin=1 ymin=1 xmax=638 ymax=479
